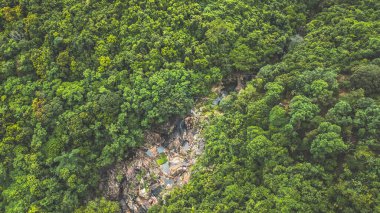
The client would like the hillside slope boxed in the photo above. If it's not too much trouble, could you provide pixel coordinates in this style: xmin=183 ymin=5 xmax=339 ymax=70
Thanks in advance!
xmin=0 ymin=0 xmax=379 ymax=212
xmin=153 ymin=0 xmax=380 ymax=212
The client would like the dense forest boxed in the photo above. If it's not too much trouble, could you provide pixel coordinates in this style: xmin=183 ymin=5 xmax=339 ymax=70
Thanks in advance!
xmin=0 ymin=0 xmax=379 ymax=212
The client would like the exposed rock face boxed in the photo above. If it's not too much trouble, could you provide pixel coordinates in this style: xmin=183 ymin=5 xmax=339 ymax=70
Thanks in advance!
xmin=101 ymin=108 xmax=206 ymax=213
xmin=235 ymin=74 xmax=244 ymax=92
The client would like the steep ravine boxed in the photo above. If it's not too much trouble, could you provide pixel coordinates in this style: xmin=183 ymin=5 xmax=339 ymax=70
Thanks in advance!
xmin=100 ymin=76 xmax=247 ymax=213
xmin=101 ymin=106 xmax=207 ymax=212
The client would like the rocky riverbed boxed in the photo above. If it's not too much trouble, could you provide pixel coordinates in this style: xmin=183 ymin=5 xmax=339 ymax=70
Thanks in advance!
xmin=100 ymin=108 xmax=206 ymax=213
xmin=99 ymin=78 xmax=246 ymax=212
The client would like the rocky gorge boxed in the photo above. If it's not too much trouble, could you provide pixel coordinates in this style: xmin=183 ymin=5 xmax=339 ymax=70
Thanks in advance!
xmin=100 ymin=106 xmax=207 ymax=212
xmin=100 ymin=76 xmax=247 ymax=212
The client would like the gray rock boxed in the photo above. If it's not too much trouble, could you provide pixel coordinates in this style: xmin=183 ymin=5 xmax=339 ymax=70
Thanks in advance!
xmin=164 ymin=178 xmax=174 ymax=185
xmin=146 ymin=150 xmax=154 ymax=157
xmin=163 ymin=178 xmax=174 ymax=189
xmin=212 ymin=96 xmax=222 ymax=106
xmin=120 ymin=199 xmax=128 ymax=212
xmin=196 ymin=139 xmax=205 ymax=155
xmin=182 ymin=141 xmax=190 ymax=152
xmin=160 ymin=162 xmax=170 ymax=175
xmin=157 ymin=146 xmax=165 ymax=154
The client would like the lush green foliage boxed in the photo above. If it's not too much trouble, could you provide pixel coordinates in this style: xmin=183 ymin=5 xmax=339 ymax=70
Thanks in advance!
xmin=1 ymin=0 xmax=379 ymax=212
xmin=0 ymin=0 xmax=310 ymax=212
xmin=154 ymin=0 xmax=380 ymax=212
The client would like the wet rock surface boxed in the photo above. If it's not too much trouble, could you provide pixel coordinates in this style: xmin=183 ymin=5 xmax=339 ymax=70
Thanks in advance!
xmin=101 ymin=108 xmax=206 ymax=213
